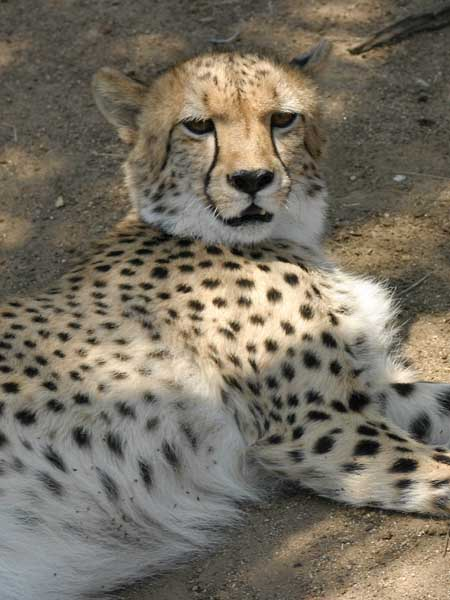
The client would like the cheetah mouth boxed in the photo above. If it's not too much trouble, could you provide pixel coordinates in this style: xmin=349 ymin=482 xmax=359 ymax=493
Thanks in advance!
xmin=219 ymin=204 xmax=274 ymax=228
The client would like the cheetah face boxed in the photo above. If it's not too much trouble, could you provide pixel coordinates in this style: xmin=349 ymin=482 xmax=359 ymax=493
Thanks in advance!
xmin=93 ymin=43 xmax=330 ymax=246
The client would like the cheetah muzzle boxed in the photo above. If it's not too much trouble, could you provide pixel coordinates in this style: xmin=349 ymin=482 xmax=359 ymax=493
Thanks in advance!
xmin=1 ymin=40 xmax=450 ymax=600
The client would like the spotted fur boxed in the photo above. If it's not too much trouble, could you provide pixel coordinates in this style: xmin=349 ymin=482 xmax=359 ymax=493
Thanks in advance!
xmin=1 ymin=46 xmax=450 ymax=600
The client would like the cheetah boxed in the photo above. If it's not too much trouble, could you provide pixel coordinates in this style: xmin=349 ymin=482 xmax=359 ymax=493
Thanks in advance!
xmin=1 ymin=42 xmax=450 ymax=600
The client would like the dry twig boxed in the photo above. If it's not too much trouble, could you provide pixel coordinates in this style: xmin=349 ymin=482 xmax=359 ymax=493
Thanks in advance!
xmin=443 ymin=526 xmax=450 ymax=557
xmin=398 ymin=273 xmax=432 ymax=297
xmin=349 ymin=5 xmax=450 ymax=55
xmin=209 ymin=30 xmax=241 ymax=44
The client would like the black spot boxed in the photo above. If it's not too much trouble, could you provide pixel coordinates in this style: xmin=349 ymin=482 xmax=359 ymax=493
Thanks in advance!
xmin=391 ymin=383 xmax=416 ymax=397
xmin=42 ymin=380 xmax=58 ymax=391
xmin=289 ymin=449 xmax=304 ymax=462
xmin=106 ymin=432 xmax=124 ymax=458
xmin=35 ymin=355 xmax=48 ymax=366
xmin=95 ymin=264 xmax=111 ymax=273
xmin=250 ymin=314 xmax=265 ymax=326
xmin=281 ymin=363 xmax=296 ymax=381
xmin=146 ymin=416 xmax=160 ymax=431
xmin=353 ymin=439 xmax=380 ymax=457
xmin=434 ymin=454 xmax=450 ymax=465
xmin=283 ymin=273 xmax=299 ymax=286
xmin=321 ymin=332 xmax=337 ymax=348
xmin=73 ymin=393 xmax=90 ymax=405
xmin=162 ymin=441 xmax=179 ymax=469
xmin=395 ymin=446 xmax=413 ymax=453
xmin=299 ymin=304 xmax=314 ymax=320
xmin=46 ymin=399 xmax=64 ymax=413
xmin=143 ymin=392 xmax=157 ymax=404
xmin=342 ymin=462 xmax=365 ymax=473
xmin=202 ymin=278 xmax=221 ymax=289
xmin=0 ymin=430 xmax=8 ymax=448
xmin=3 ymin=382 xmax=19 ymax=394
xmin=272 ymin=395 xmax=283 ymax=410
xmin=38 ymin=471 xmax=64 ymax=496
xmin=138 ymin=459 xmax=153 ymax=489
xmin=268 ymin=434 xmax=283 ymax=444
xmin=265 ymin=339 xmax=279 ymax=353
xmin=306 ymin=390 xmax=323 ymax=405
xmin=314 ymin=436 xmax=335 ymax=454
xmin=43 ymin=446 xmax=66 ymax=472
xmin=437 ymin=389 xmax=450 ymax=413
xmin=357 ymin=425 xmax=379 ymax=437
xmin=181 ymin=424 xmax=198 ymax=450
xmin=188 ymin=300 xmax=205 ymax=312
xmin=348 ymin=391 xmax=371 ymax=412
xmin=331 ymin=400 xmax=348 ymax=413
xmin=328 ymin=312 xmax=339 ymax=326
xmin=236 ymin=278 xmax=254 ymax=289
xmin=98 ymin=469 xmax=119 ymax=502
xmin=307 ymin=411 xmax=330 ymax=421
xmin=228 ymin=320 xmax=241 ymax=333
xmin=15 ymin=409 xmax=36 ymax=426
xmin=396 ymin=478 xmax=415 ymax=490
xmin=120 ymin=268 xmax=136 ymax=277
xmin=292 ymin=426 xmax=304 ymax=440
xmin=280 ymin=321 xmax=295 ymax=335
xmin=237 ymin=296 xmax=252 ymax=307
xmin=329 ymin=360 xmax=342 ymax=376
xmin=267 ymin=288 xmax=282 ymax=303
xmin=206 ymin=245 xmax=223 ymax=255
xmin=115 ymin=402 xmax=136 ymax=419
xmin=431 ymin=478 xmax=450 ymax=489
xmin=390 ymin=458 xmax=418 ymax=473
xmin=223 ymin=261 xmax=241 ymax=270
xmin=213 ymin=298 xmax=227 ymax=308
xmin=386 ymin=432 xmax=406 ymax=443
xmin=409 ymin=412 xmax=431 ymax=442
xmin=287 ymin=394 xmax=299 ymax=407
xmin=24 ymin=367 xmax=39 ymax=378
xmin=72 ymin=426 xmax=91 ymax=448
xmin=198 ymin=260 xmax=213 ymax=269
xmin=302 ymin=351 xmax=321 ymax=369
xmin=151 ymin=266 xmax=169 ymax=279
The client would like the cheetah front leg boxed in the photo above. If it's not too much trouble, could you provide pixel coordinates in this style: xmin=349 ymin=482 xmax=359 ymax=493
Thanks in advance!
xmin=252 ymin=403 xmax=450 ymax=516
xmin=381 ymin=382 xmax=450 ymax=446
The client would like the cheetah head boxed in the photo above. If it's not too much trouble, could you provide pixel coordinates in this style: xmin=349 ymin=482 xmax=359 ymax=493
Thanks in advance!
xmin=93 ymin=43 xmax=330 ymax=246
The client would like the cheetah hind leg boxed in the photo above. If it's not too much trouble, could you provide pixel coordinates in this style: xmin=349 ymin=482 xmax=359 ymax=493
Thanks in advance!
xmin=382 ymin=382 xmax=450 ymax=447
xmin=251 ymin=402 xmax=450 ymax=517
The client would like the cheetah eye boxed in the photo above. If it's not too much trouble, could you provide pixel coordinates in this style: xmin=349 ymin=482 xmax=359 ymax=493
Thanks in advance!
xmin=271 ymin=112 xmax=299 ymax=130
xmin=182 ymin=118 xmax=215 ymax=137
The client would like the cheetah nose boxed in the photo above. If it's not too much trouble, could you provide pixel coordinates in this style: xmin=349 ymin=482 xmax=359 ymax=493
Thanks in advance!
xmin=228 ymin=169 xmax=274 ymax=195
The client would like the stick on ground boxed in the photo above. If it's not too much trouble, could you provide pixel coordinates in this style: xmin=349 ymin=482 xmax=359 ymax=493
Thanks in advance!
xmin=349 ymin=5 xmax=450 ymax=55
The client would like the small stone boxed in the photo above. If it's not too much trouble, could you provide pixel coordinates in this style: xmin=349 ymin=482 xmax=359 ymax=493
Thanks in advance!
xmin=415 ymin=77 xmax=430 ymax=88
xmin=349 ymin=175 xmax=357 ymax=181
xmin=393 ymin=175 xmax=406 ymax=183
xmin=55 ymin=196 xmax=65 ymax=208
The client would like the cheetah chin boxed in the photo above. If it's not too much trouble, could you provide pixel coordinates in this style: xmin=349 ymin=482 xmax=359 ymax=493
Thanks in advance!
xmin=0 ymin=41 xmax=450 ymax=600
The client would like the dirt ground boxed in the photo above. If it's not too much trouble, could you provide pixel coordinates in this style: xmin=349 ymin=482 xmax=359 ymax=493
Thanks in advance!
xmin=1 ymin=0 xmax=450 ymax=598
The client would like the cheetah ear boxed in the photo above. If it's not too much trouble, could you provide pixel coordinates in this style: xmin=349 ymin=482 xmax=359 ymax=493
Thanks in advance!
xmin=92 ymin=68 xmax=148 ymax=144
xmin=290 ymin=39 xmax=332 ymax=74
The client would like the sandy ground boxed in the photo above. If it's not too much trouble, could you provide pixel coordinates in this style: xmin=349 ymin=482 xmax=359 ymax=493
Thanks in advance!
xmin=1 ymin=0 xmax=450 ymax=598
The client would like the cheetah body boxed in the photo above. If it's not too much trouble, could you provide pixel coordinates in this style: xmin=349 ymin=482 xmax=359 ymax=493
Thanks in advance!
xmin=1 ymin=48 xmax=450 ymax=599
